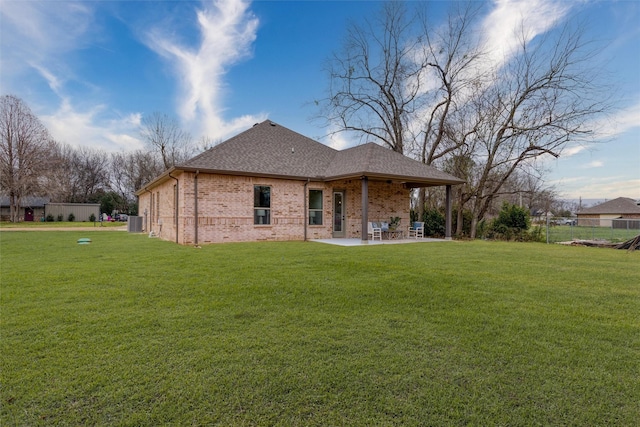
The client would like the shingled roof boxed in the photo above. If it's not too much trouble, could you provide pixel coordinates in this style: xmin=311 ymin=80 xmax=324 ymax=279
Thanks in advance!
xmin=578 ymin=197 xmax=640 ymax=215
xmin=323 ymin=142 xmax=465 ymax=185
xmin=143 ymin=120 xmax=464 ymax=190
xmin=181 ymin=121 xmax=337 ymax=179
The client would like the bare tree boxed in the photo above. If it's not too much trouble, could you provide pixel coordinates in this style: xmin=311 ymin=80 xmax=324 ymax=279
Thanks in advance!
xmin=45 ymin=142 xmax=76 ymax=202
xmin=320 ymin=1 xmax=426 ymax=153
xmin=0 ymin=95 xmax=54 ymax=222
xmin=43 ymin=143 xmax=110 ymax=203
xmin=410 ymin=2 xmax=486 ymax=220
xmin=465 ymin=22 xmax=611 ymax=237
xmin=413 ymin=2 xmax=485 ymax=165
xmin=320 ymin=2 xmax=612 ymax=238
xmin=110 ymin=149 xmax=164 ymax=209
xmin=140 ymin=112 xmax=193 ymax=169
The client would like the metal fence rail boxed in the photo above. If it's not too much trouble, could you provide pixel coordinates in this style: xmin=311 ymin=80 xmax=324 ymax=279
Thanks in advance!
xmin=539 ymin=218 xmax=640 ymax=244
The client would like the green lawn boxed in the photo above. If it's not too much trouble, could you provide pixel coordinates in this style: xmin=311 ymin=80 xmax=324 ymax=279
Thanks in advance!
xmin=1 ymin=232 xmax=639 ymax=426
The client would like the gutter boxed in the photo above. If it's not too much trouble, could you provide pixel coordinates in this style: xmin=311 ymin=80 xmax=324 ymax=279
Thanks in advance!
xmin=143 ymin=186 xmax=152 ymax=233
xmin=168 ymin=172 xmax=179 ymax=244
xmin=303 ymin=178 xmax=310 ymax=241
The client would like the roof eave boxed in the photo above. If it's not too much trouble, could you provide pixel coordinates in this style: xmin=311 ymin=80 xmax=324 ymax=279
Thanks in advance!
xmin=134 ymin=167 xmax=178 ymax=196
xmin=324 ymin=171 xmax=465 ymax=186
xmin=136 ymin=167 xmax=465 ymax=195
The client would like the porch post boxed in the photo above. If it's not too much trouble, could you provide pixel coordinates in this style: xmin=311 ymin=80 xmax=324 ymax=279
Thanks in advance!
xmin=361 ymin=176 xmax=369 ymax=243
xmin=445 ymin=184 xmax=452 ymax=240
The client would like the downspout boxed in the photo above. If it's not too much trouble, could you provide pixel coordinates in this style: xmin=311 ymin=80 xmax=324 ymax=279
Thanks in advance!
xmin=361 ymin=176 xmax=369 ymax=243
xmin=303 ymin=178 xmax=310 ymax=241
xmin=143 ymin=187 xmax=152 ymax=233
xmin=168 ymin=172 xmax=179 ymax=244
xmin=194 ymin=170 xmax=199 ymax=246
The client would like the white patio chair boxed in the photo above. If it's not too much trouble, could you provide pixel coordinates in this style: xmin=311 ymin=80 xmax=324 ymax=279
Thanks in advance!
xmin=368 ymin=222 xmax=382 ymax=240
xmin=408 ymin=221 xmax=424 ymax=238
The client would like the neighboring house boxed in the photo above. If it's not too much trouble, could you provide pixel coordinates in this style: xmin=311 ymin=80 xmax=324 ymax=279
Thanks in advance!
xmin=577 ymin=197 xmax=640 ymax=227
xmin=136 ymin=121 xmax=464 ymax=245
xmin=531 ymin=209 xmax=553 ymax=223
xmin=0 ymin=196 xmax=49 ymax=222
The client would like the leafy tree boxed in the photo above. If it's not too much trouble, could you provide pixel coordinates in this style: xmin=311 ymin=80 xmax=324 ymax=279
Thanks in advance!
xmin=487 ymin=202 xmax=531 ymax=241
xmin=422 ymin=208 xmax=445 ymax=237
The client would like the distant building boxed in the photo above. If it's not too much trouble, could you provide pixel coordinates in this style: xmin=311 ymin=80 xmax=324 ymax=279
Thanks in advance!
xmin=576 ymin=197 xmax=640 ymax=227
xmin=0 ymin=196 xmax=49 ymax=221
xmin=45 ymin=203 xmax=101 ymax=222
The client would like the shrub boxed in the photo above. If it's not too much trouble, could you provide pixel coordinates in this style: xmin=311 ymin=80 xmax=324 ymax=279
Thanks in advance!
xmin=46 ymin=214 xmax=55 ymax=222
xmin=68 ymin=213 xmax=75 ymax=222
xmin=423 ymin=208 xmax=445 ymax=237
xmin=89 ymin=213 xmax=96 ymax=222
xmin=487 ymin=202 xmax=531 ymax=241
xmin=57 ymin=214 xmax=63 ymax=222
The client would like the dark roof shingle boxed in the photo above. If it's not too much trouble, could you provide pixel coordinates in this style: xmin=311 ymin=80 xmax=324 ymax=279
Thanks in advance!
xmin=182 ymin=121 xmax=337 ymax=179
xmin=578 ymin=197 xmax=640 ymax=215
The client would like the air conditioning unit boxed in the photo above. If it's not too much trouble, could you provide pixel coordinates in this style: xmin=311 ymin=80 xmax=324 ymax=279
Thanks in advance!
xmin=127 ymin=216 xmax=143 ymax=233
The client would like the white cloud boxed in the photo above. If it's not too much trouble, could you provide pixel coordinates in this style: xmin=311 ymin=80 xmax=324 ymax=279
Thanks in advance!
xmin=144 ymin=0 xmax=264 ymax=141
xmin=562 ymin=145 xmax=587 ymax=157
xmin=324 ymin=131 xmax=352 ymax=151
xmin=1 ymin=1 xmax=143 ymax=152
xmin=583 ymin=160 xmax=604 ymax=168
xmin=41 ymin=99 xmax=144 ymax=152
xmin=593 ymin=100 xmax=640 ymax=139
xmin=554 ymin=176 xmax=640 ymax=200
xmin=0 ymin=0 xmax=93 ymax=78
xmin=481 ymin=0 xmax=572 ymax=67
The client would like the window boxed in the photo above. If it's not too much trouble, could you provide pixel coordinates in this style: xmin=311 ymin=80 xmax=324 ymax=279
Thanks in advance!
xmin=254 ymin=185 xmax=271 ymax=224
xmin=309 ymin=190 xmax=323 ymax=225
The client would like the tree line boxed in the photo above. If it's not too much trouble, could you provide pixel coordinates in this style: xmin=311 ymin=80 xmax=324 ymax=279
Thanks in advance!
xmin=0 ymin=95 xmax=195 ymax=221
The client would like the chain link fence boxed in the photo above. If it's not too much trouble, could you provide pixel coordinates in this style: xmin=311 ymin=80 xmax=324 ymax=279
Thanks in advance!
xmin=537 ymin=218 xmax=640 ymax=244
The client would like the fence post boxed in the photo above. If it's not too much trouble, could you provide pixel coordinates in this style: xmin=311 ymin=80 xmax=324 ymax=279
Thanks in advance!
xmin=546 ymin=216 xmax=549 ymax=244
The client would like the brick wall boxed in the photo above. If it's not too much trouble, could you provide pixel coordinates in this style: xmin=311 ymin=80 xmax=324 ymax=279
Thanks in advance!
xmin=139 ymin=172 xmax=411 ymax=245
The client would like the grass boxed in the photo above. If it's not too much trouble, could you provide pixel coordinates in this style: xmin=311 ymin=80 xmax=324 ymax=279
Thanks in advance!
xmin=1 ymin=231 xmax=639 ymax=426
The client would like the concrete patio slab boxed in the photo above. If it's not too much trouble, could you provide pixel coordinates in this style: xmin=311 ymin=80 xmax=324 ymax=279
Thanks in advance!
xmin=310 ymin=238 xmax=451 ymax=246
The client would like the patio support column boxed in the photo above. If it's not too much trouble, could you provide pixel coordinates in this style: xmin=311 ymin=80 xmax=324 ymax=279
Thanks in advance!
xmin=445 ymin=184 xmax=452 ymax=240
xmin=361 ymin=176 xmax=369 ymax=243
xmin=194 ymin=170 xmax=199 ymax=246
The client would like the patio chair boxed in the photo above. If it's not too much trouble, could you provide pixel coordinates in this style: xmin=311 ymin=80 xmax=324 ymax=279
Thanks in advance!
xmin=368 ymin=222 xmax=382 ymax=241
xmin=408 ymin=221 xmax=424 ymax=239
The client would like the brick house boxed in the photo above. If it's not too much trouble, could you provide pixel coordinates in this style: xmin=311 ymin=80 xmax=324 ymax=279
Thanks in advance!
xmin=136 ymin=121 xmax=464 ymax=245
xmin=577 ymin=197 xmax=640 ymax=227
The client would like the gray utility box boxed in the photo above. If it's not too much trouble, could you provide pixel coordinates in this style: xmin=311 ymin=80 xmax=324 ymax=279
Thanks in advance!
xmin=127 ymin=216 xmax=143 ymax=232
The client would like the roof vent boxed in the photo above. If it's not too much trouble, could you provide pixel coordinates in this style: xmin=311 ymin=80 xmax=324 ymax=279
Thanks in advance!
xmin=270 ymin=122 xmax=276 ymax=127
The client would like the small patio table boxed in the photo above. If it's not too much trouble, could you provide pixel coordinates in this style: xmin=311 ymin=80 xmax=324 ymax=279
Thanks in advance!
xmin=383 ymin=230 xmax=404 ymax=240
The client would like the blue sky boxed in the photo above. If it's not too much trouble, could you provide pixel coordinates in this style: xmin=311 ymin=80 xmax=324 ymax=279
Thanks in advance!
xmin=1 ymin=0 xmax=638 ymax=201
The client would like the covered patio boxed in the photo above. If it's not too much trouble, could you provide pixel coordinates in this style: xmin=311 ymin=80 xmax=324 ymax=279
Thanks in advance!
xmin=329 ymin=143 xmax=465 ymax=246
